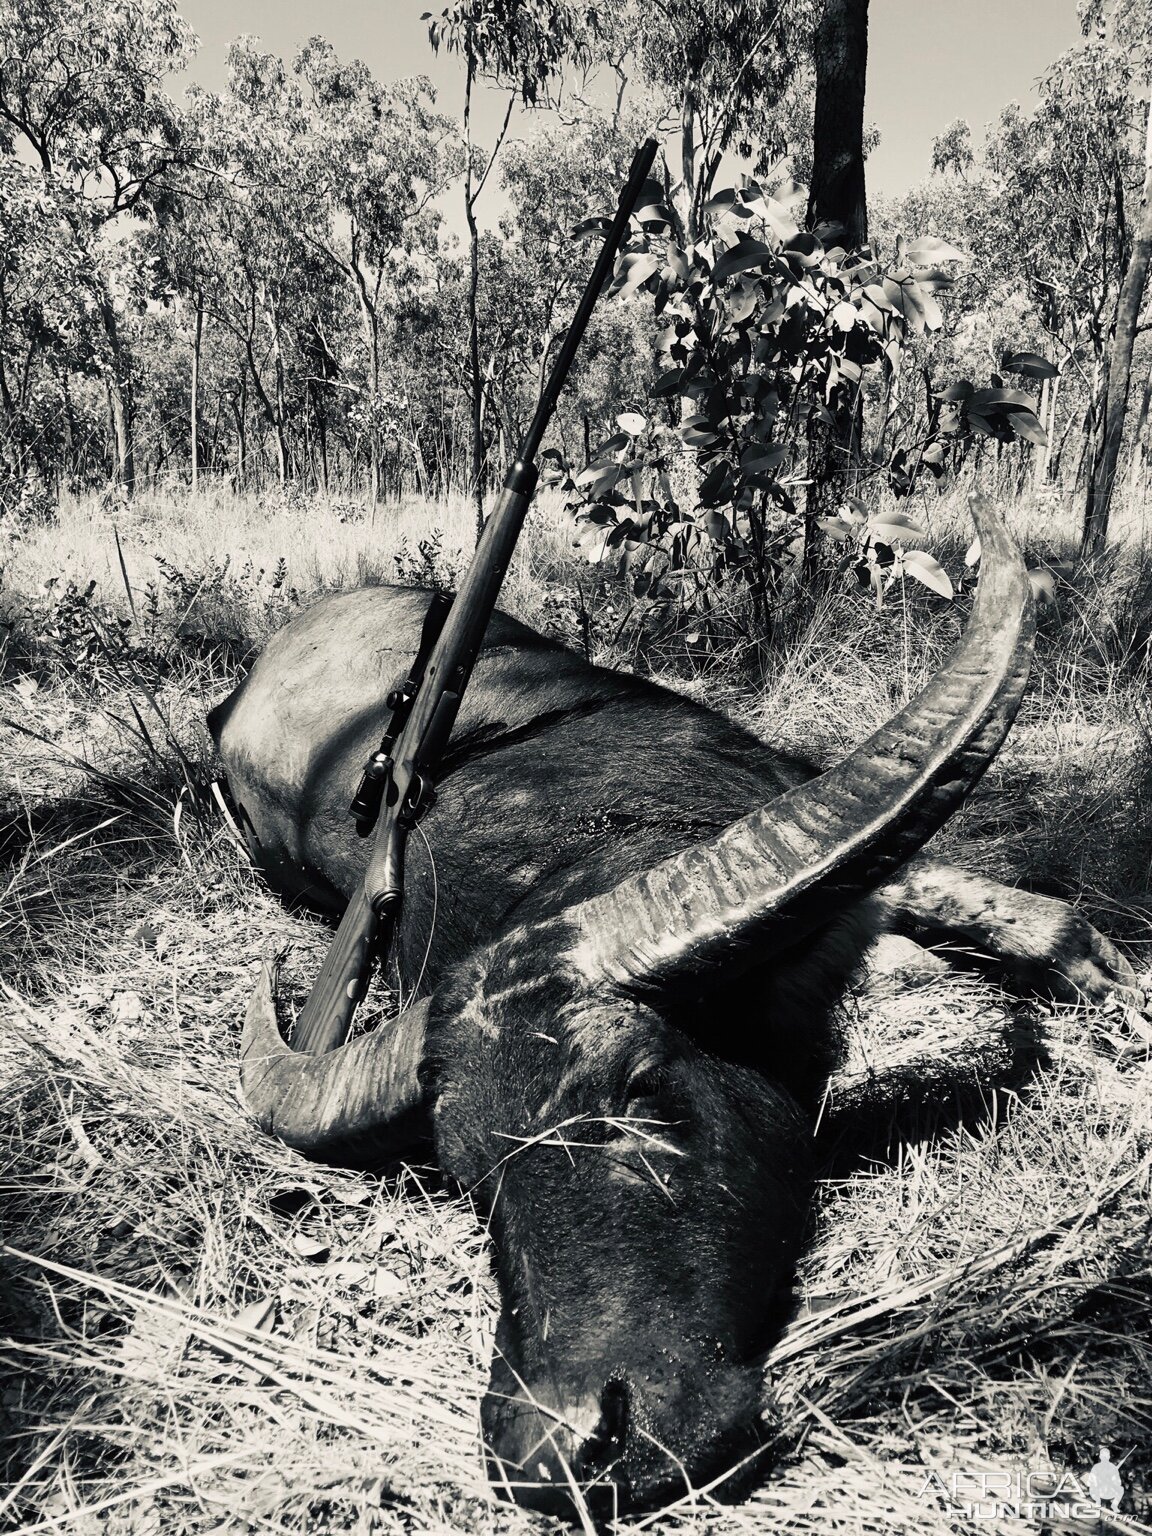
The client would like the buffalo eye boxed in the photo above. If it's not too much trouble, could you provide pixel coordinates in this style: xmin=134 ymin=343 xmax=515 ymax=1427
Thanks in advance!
xmin=621 ymin=1065 xmax=681 ymax=1126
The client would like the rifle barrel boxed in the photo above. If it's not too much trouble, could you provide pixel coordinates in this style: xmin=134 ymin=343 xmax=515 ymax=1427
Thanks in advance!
xmin=286 ymin=136 xmax=661 ymax=1057
xmin=520 ymin=136 xmax=658 ymax=465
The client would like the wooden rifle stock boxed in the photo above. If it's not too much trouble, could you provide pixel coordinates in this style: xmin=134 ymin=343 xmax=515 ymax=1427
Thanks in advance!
xmin=288 ymin=137 xmax=659 ymax=1055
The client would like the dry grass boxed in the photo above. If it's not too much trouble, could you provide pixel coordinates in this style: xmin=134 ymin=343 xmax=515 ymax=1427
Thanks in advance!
xmin=0 ymin=483 xmax=579 ymax=651
xmin=2 ymin=482 xmax=1152 ymax=1533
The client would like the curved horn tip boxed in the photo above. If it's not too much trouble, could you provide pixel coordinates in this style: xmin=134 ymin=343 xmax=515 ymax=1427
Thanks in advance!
xmin=967 ymin=489 xmax=1017 ymax=549
xmin=240 ymin=959 xmax=293 ymax=1134
xmin=566 ymin=483 xmax=1034 ymax=993
xmin=241 ymin=958 xmax=285 ymax=1058
xmin=238 ymin=966 xmax=433 ymax=1152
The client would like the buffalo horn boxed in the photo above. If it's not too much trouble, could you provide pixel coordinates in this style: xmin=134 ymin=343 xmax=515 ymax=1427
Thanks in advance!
xmin=566 ymin=493 xmax=1035 ymax=993
xmin=240 ymin=961 xmax=429 ymax=1152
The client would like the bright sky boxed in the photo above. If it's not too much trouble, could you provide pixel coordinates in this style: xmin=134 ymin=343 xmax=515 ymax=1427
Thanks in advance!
xmin=176 ymin=0 xmax=1085 ymax=200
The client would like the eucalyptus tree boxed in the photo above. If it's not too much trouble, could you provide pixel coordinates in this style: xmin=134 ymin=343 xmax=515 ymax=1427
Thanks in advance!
xmin=293 ymin=39 xmax=455 ymax=504
xmin=983 ymin=37 xmax=1144 ymax=540
xmin=426 ymin=0 xmax=599 ymax=533
xmin=153 ymin=108 xmax=224 ymax=492
xmin=0 ymin=0 xmax=195 ymax=493
xmin=1077 ymin=0 xmax=1152 ymax=554
xmin=0 ymin=156 xmax=97 ymax=499
xmin=808 ymin=0 xmax=869 ymax=249
xmin=592 ymin=0 xmax=819 ymax=244
xmin=176 ymin=42 xmax=336 ymax=490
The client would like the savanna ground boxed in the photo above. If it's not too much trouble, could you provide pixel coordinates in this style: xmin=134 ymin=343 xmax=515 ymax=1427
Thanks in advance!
xmin=1 ymin=480 xmax=1151 ymax=1535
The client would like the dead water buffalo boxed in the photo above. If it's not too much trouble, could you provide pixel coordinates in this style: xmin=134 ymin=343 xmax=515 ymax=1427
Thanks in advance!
xmin=210 ymin=498 xmax=1132 ymax=1515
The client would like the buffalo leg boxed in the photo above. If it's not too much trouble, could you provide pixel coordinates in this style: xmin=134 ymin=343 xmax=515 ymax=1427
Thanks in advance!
xmin=872 ymin=859 xmax=1138 ymax=1003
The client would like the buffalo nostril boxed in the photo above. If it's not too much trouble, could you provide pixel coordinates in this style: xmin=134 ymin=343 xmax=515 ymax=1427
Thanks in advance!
xmin=577 ymin=1378 xmax=630 ymax=1475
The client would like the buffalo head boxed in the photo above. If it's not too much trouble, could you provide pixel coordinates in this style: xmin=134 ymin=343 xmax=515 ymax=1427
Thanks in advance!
xmin=238 ymin=494 xmax=1034 ymax=1513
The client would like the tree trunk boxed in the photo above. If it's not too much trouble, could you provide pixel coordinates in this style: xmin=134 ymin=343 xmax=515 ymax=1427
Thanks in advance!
xmin=259 ymin=288 xmax=290 ymax=489
xmin=317 ymin=401 xmax=329 ymax=495
xmin=233 ymin=390 xmax=248 ymax=488
xmin=108 ymin=372 xmax=135 ymax=494
xmin=1074 ymin=411 xmax=1092 ymax=492
xmin=271 ymin=353 xmax=289 ymax=490
xmin=679 ymin=92 xmax=698 ymax=244
xmin=190 ymin=289 xmax=204 ymax=494
xmin=1082 ymin=99 xmax=1152 ymax=557
xmin=463 ymin=53 xmax=486 ymax=540
xmin=805 ymin=0 xmax=869 ymax=576
xmin=1032 ymin=376 xmax=1050 ymax=491
xmin=61 ymin=368 xmax=75 ymax=487
xmin=98 ymin=289 xmax=136 ymax=495
xmin=352 ymin=253 xmax=382 ymax=510
xmin=274 ymin=422 xmax=288 ymax=488
xmin=208 ymin=393 xmax=224 ymax=471
xmin=412 ymin=432 xmax=427 ymax=495
xmin=1075 ymin=352 xmax=1105 ymax=492
xmin=1041 ymin=372 xmax=1060 ymax=485
xmin=1126 ymin=355 xmax=1152 ymax=505
xmin=808 ymin=0 xmax=870 ymax=250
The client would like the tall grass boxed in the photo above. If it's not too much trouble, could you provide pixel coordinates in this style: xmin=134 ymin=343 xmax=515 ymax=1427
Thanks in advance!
xmin=2 ymin=483 xmax=580 ymax=652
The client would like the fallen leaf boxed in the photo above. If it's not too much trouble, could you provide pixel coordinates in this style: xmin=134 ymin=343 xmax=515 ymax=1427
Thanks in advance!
xmin=228 ymin=1296 xmax=278 ymax=1335
xmin=111 ymin=991 xmax=143 ymax=1025
xmin=290 ymin=1233 xmax=330 ymax=1261
xmin=65 ymin=1114 xmax=102 ymax=1169
xmin=368 ymin=1268 xmax=409 ymax=1299
xmin=329 ymin=1185 xmax=370 ymax=1208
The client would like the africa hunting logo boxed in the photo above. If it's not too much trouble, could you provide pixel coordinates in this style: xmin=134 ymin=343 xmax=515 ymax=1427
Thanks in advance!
xmin=911 ymin=1446 xmax=1136 ymax=1522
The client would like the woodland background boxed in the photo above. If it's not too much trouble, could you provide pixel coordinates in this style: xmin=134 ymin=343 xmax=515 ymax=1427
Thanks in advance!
xmin=2 ymin=3 xmax=1152 ymax=1533
xmin=5 ymin=0 xmax=1152 ymax=584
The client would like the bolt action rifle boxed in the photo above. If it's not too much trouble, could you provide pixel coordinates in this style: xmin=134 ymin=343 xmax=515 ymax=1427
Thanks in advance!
xmin=286 ymin=136 xmax=660 ymax=1055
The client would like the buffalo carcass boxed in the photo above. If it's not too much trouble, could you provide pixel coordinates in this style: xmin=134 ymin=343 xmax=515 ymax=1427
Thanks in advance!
xmin=211 ymin=498 xmax=1132 ymax=1514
